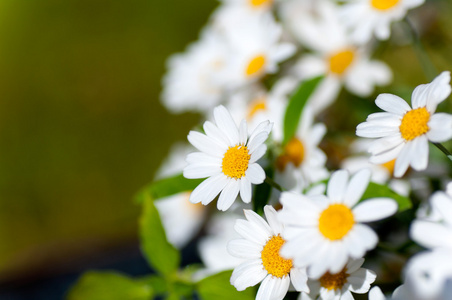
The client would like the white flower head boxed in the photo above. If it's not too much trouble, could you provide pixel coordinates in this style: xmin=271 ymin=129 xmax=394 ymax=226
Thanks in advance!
xmin=356 ymin=71 xmax=452 ymax=178
xmin=161 ymin=29 xmax=230 ymax=113
xmin=299 ymin=258 xmax=377 ymax=300
xmin=340 ymin=0 xmax=425 ymax=44
xmin=283 ymin=0 xmax=392 ymax=114
xmin=184 ymin=105 xmax=272 ymax=211
xmin=279 ymin=169 xmax=398 ymax=278
xmin=229 ymin=205 xmax=310 ymax=300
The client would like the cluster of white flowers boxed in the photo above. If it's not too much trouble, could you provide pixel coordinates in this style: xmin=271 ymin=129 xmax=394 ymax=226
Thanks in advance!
xmin=151 ymin=0 xmax=452 ymax=299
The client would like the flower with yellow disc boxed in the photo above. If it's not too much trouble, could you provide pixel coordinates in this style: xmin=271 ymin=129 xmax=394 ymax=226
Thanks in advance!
xmin=356 ymin=71 xmax=452 ymax=178
xmin=278 ymin=169 xmax=397 ymax=278
xmin=228 ymin=205 xmax=310 ymax=300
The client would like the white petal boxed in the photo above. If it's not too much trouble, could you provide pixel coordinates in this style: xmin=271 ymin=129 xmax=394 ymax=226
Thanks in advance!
xmin=256 ymin=275 xmax=290 ymax=300
xmin=244 ymin=209 xmax=273 ymax=236
xmin=425 ymin=71 xmax=451 ymax=112
xmin=409 ymin=135 xmax=429 ymax=171
xmin=393 ymin=142 xmax=415 ymax=177
xmin=290 ymin=268 xmax=310 ymax=293
xmin=264 ymin=205 xmax=283 ymax=235
xmin=375 ymin=93 xmax=411 ymax=115
xmin=427 ymin=113 xmax=452 ymax=142
xmin=239 ymin=119 xmax=248 ymax=146
xmin=250 ymin=144 xmax=268 ymax=163
xmin=186 ymin=152 xmax=222 ymax=165
xmin=368 ymin=142 xmax=404 ymax=165
xmin=213 ymin=105 xmax=239 ymax=145
xmin=353 ymin=198 xmax=397 ymax=222
xmin=231 ymin=260 xmax=268 ymax=291
xmin=246 ymin=163 xmax=266 ymax=184
xmin=346 ymin=258 xmax=365 ymax=274
xmin=348 ymin=268 xmax=376 ymax=293
xmin=344 ymin=169 xmax=371 ymax=207
xmin=189 ymin=174 xmax=228 ymax=205
xmin=349 ymin=224 xmax=378 ymax=254
xmin=327 ymin=170 xmax=349 ymax=203
xmin=183 ymin=164 xmax=221 ymax=179
xmin=240 ymin=177 xmax=252 ymax=204
xmin=356 ymin=122 xmax=400 ymax=138
xmin=367 ymin=134 xmax=404 ymax=155
xmin=410 ymin=220 xmax=452 ymax=249
xmin=248 ymin=131 xmax=270 ymax=153
xmin=217 ymin=179 xmax=240 ymax=211
xmin=203 ymin=121 xmax=230 ymax=148
xmin=187 ymin=131 xmax=226 ymax=157
xmin=228 ymin=239 xmax=263 ymax=259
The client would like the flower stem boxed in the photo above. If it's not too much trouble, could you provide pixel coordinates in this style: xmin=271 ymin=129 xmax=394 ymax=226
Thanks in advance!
xmin=264 ymin=177 xmax=284 ymax=192
xmin=433 ymin=142 xmax=452 ymax=162
xmin=405 ymin=17 xmax=437 ymax=81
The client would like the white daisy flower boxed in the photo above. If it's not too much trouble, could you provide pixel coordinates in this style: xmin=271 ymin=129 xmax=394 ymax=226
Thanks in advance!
xmin=275 ymin=106 xmax=329 ymax=191
xmin=356 ymin=71 xmax=452 ymax=178
xmin=214 ymin=11 xmax=296 ymax=87
xmin=228 ymin=205 xmax=310 ymax=300
xmin=279 ymin=169 xmax=398 ymax=278
xmin=299 ymin=258 xmax=377 ymax=300
xmin=282 ymin=0 xmax=392 ymax=114
xmin=184 ymin=105 xmax=272 ymax=211
xmin=340 ymin=0 xmax=425 ymax=44
xmin=161 ymin=29 xmax=230 ymax=114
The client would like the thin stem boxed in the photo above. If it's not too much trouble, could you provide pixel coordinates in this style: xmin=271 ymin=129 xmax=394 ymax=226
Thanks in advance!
xmin=433 ymin=142 xmax=452 ymax=162
xmin=265 ymin=177 xmax=284 ymax=192
xmin=405 ymin=17 xmax=437 ymax=81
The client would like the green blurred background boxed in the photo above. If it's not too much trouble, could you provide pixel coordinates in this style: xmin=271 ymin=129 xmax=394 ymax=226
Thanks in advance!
xmin=1 ymin=0 xmax=452 ymax=298
xmin=0 ymin=0 xmax=216 ymax=292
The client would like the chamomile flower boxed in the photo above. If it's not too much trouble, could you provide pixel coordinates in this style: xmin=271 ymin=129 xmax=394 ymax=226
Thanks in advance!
xmin=356 ymin=71 xmax=452 ymax=178
xmin=161 ymin=29 xmax=230 ymax=113
xmin=279 ymin=169 xmax=397 ymax=278
xmin=299 ymin=258 xmax=377 ymax=300
xmin=184 ymin=105 xmax=272 ymax=211
xmin=282 ymin=0 xmax=392 ymax=114
xmin=228 ymin=205 xmax=310 ymax=300
xmin=340 ymin=0 xmax=425 ymax=44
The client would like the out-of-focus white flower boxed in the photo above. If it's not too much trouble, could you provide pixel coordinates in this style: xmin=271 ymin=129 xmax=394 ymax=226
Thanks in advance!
xmin=356 ymin=71 xmax=452 ymax=178
xmin=340 ymin=0 xmax=425 ymax=44
xmin=184 ymin=105 xmax=272 ymax=211
xmin=219 ymin=0 xmax=275 ymax=14
xmin=369 ymin=287 xmax=387 ymax=300
xmin=161 ymin=29 xmax=231 ymax=113
xmin=154 ymin=143 xmax=207 ymax=249
xmin=214 ymin=11 xmax=296 ymax=87
xmin=229 ymin=205 xmax=310 ymax=300
xmin=281 ymin=0 xmax=392 ymax=114
xmin=299 ymin=258 xmax=376 ymax=300
xmin=275 ymin=106 xmax=329 ymax=191
xmin=279 ymin=169 xmax=397 ymax=278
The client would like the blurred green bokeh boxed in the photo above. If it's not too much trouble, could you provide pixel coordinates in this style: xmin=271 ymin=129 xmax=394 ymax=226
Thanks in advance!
xmin=0 ymin=0 xmax=215 ymax=281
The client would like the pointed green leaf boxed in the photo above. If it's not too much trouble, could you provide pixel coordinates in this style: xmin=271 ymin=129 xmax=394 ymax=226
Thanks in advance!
xmin=196 ymin=270 xmax=255 ymax=300
xmin=139 ymin=194 xmax=180 ymax=276
xmin=362 ymin=182 xmax=412 ymax=212
xmin=282 ymin=75 xmax=324 ymax=145
xmin=66 ymin=271 xmax=152 ymax=300
xmin=135 ymin=173 xmax=203 ymax=203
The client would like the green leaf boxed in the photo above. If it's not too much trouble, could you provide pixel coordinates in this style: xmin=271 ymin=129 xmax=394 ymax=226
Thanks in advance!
xmin=66 ymin=271 xmax=152 ymax=300
xmin=362 ymin=182 xmax=412 ymax=212
xmin=253 ymin=167 xmax=274 ymax=215
xmin=282 ymin=75 xmax=324 ymax=145
xmin=135 ymin=173 xmax=203 ymax=204
xmin=196 ymin=270 xmax=255 ymax=300
xmin=139 ymin=194 xmax=181 ymax=276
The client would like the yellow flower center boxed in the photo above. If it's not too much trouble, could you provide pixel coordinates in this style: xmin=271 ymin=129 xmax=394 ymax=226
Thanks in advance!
xmin=246 ymin=55 xmax=266 ymax=77
xmin=328 ymin=49 xmax=355 ymax=75
xmin=399 ymin=107 xmax=430 ymax=141
xmin=319 ymin=268 xmax=349 ymax=291
xmin=276 ymin=138 xmax=305 ymax=172
xmin=222 ymin=145 xmax=251 ymax=179
xmin=249 ymin=0 xmax=273 ymax=8
xmin=247 ymin=98 xmax=267 ymax=120
xmin=261 ymin=234 xmax=293 ymax=278
xmin=381 ymin=159 xmax=396 ymax=174
xmin=371 ymin=0 xmax=400 ymax=10
xmin=318 ymin=204 xmax=355 ymax=241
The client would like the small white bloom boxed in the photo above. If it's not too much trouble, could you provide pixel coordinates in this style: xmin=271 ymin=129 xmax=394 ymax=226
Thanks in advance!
xmin=299 ymin=258 xmax=377 ymax=300
xmin=229 ymin=205 xmax=310 ymax=300
xmin=340 ymin=0 xmax=425 ymax=44
xmin=282 ymin=0 xmax=392 ymax=114
xmin=279 ymin=169 xmax=398 ymax=278
xmin=184 ymin=105 xmax=272 ymax=211
xmin=161 ymin=29 xmax=230 ymax=113
xmin=356 ymin=71 xmax=452 ymax=178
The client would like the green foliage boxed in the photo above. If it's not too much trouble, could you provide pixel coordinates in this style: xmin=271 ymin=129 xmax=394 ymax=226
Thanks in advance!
xmin=139 ymin=194 xmax=181 ymax=277
xmin=136 ymin=174 xmax=203 ymax=204
xmin=282 ymin=75 xmax=324 ymax=145
xmin=362 ymin=182 xmax=412 ymax=212
xmin=66 ymin=271 xmax=152 ymax=300
xmin=253 ymin=167 xmax=274 ymax=215
xmin=196 ymin=270 xmax=255 ymax=300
